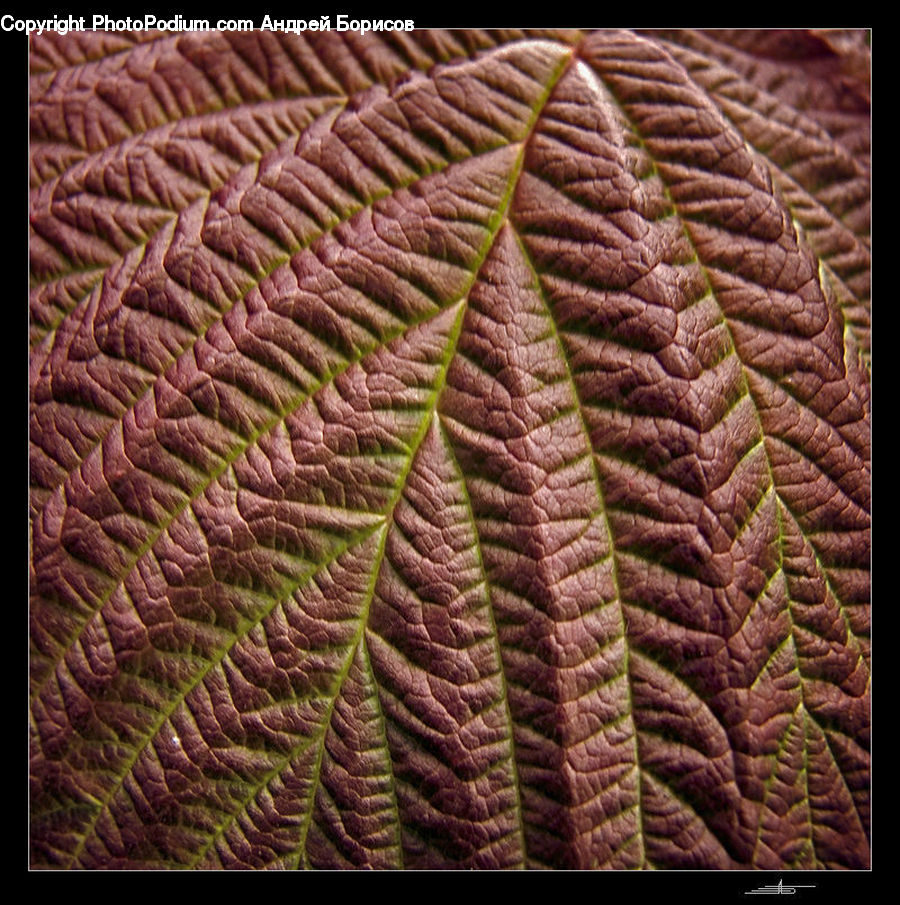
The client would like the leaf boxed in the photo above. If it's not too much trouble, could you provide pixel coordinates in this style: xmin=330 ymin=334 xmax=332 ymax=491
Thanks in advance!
xmin=29 ymin=28 xmax=870 ymax=871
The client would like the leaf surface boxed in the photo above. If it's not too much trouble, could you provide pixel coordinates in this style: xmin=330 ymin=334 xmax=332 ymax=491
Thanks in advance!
xmin=30 ymin=28 xmax=870 ymax=870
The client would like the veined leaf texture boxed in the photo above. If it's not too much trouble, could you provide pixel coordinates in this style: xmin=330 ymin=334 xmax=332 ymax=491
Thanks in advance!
xmin=29 ymin=28 xmax=871 ymax=870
